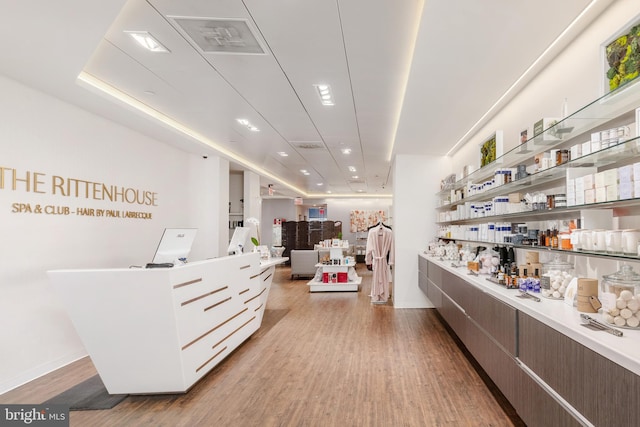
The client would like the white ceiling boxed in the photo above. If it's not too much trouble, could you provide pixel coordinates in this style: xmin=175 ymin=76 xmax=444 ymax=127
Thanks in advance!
xmin=0 ymin=0 xmax=605 ymax=199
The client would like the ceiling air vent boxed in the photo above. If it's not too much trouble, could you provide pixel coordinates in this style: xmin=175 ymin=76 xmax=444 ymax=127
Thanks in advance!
xmin=292 ymin=141 xmax=326 ymax=150
xmin=170 ymin=17 xmax=265 ymax=54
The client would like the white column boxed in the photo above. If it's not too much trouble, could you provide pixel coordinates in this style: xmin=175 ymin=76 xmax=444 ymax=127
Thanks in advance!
xmin=244 ymin=170 xmax=262 ymax=245
xmin=392 ymin=154 xmax=450 ymax=308
xmin=189 ymin=155 xmax=229 ymax=258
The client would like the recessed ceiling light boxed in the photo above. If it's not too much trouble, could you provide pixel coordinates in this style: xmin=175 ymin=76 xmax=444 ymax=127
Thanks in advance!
xmin=277 ymin=151 xmax=289 ymax=157
xmin=125 ymin=31 xmax=170 ymax=53
xmin=351 ymin=175 xmax=359 ymax=179
xmin=300 ymin=169 xmax=310 ymax=176
xmin=326 ymin=190 xmax=332 ymax=194
xmin=237 ymin=118 xmax=259 ymax=132
xmin=348 ymin=166 xmax=357 ymax=172
xmin=317 ymin=183 xmax=323 ymax=186
xmin=341 ymin=148 xmax=352 ymax=155
xmin=313 ymin=84 xmax=334 ymax=106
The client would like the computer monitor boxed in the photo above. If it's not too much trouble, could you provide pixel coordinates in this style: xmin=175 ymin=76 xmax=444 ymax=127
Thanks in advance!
xmin=228 ymin=226 xmax=251 ymax=255
xmin=152 ymin=228 xmax=198 ymax=264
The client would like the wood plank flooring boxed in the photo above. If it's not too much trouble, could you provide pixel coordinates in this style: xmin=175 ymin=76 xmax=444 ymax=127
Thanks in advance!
xmin=1 ymin=264 xmax=524 ymax=426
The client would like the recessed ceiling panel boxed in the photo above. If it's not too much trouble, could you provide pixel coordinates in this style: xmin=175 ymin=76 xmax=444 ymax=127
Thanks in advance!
xmin=171 ymin=17 xmax=266 ymax=54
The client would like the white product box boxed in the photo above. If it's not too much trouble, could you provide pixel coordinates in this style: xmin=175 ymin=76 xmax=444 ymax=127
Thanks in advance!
xmin=582 ymin=141 xmax=592 ymax=156
xmin=591 ymin=132 xmax=601 ymax=143
xmin=595 ymin=187 xmax=607 ymax=203
xmin=549 ymin=149 xmax=558 ymax=167
xmin=576 ymin=190 xmax=585 ymax=205
xmin=606 ymin=184 xmax=618 ymax=202
xmin=570 ymin=144 xmax=582 ymax=159
xmin=603 ymin=169 xmax=618 ymax=186
xmin=567 ymin=193 xmax=576 ymax=206
xmin=592 ymin=140 xmax=602 ymax=152
xmin=620 ymin=181 xmax=633 ymax=199
xmin=583 ymin=174 xmax=594 ymax=190
xmin=594 ymin=172 xmax=606 ymax=189
xmin=566 ymin=178 xmax=575 ymax=194
xmin=575 ymin=176 xmax=585 ymax=193
xmin=635 ymin=181 xmax=640 ymax=198
xmin=619 ymin=165 xmax=634 ymax=183
xmin=585 ymin=189 xmax=596 ymax=204
xmin=633 ymin=162 xmax=640 ymax=180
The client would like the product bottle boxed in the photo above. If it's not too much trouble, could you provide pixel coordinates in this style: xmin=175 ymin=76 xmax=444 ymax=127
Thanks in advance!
xmin=510 ymin=265 xmax=518 ymax=289
xmin=551 ymin=229 xmax=559 ymax=249
xmin=545 ymin=229 xmax=552 ymax=247
xmin=497 ymin=267 xmax=505 ymax=286
xmin=507 ymin=246 xmax=515 ymax=265
xmin=538 ymin=230 xmax=546 ymax=247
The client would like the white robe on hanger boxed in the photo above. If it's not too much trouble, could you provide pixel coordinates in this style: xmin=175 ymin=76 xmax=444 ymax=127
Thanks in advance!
xmin=365 ymin=225 xmax=394 ymax=303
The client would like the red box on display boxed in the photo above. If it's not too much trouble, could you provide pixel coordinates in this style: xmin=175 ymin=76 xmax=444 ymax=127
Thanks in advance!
xmin=322 ymin=272 xmax=329 ymax=283
xmin=337 ymin=272 xmax=348 ymax=283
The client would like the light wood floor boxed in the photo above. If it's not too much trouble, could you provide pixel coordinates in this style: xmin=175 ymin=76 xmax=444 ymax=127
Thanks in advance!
xmin=1 ymin=264 xmax=524 ymax=426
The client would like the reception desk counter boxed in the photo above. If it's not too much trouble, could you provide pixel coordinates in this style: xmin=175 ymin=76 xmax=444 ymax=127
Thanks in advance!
xmin=48 ymin=254 xmax=287 ymax=394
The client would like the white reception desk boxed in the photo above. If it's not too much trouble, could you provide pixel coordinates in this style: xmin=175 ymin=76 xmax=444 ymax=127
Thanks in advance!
xmin=48 ymin=253 xmax=287 ymax=394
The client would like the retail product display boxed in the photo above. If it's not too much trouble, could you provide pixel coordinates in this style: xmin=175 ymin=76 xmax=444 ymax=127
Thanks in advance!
xmin=540 ymin=255 xmax=574 ymax=299
xmin=600 ymin=265 xmax=640 ymax=328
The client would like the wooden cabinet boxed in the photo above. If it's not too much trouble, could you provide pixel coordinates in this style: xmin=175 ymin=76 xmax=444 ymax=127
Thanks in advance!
xmin=519 ymin=312 xmax=640 ymax=427
xmin=420 ymin=255 xmax=638 ymax=426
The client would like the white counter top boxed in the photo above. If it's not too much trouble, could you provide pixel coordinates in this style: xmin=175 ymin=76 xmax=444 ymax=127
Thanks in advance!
xmin=420 ymin=253 xmax=640 ymax=377
xmin=260 ymin=257 xmax=288 ymax=268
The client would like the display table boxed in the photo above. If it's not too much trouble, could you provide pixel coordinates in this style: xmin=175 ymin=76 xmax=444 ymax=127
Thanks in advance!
xmin=48 ymin=254 xmax=287 ymax=394
xmin=307 ymin=263 xmax=361 ymax=292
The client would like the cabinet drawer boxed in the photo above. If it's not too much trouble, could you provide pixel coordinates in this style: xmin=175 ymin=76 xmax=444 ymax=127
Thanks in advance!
xmin=467 ymin=290 xmax=517 ymax=356
xmin=418 ymin=254 xmax=429 ymax=276
xmin=519 ymin=312 xmax=640 ymax=427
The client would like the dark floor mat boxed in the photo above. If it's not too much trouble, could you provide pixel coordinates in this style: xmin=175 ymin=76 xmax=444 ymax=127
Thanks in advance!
xmin=42 ymin=375 xmax=127 ymax=411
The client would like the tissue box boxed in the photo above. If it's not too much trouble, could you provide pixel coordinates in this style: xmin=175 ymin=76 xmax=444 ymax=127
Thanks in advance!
xmin=595 ymin=187 xmax=607 ymax=203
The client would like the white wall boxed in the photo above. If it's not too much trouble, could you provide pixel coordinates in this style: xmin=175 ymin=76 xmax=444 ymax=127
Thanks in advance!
xmin=393 ymin=154 xmax=450 ymax=308
xmin=0 ymin=75 xmax=227 ymax=393
xmin=453 ymin=1 xmax=640 ymax=169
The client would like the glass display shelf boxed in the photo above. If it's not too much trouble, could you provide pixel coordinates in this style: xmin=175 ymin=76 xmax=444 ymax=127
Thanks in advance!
xmin=438 ymin=77 xmax=640 ymax=198
xmin=437 ymin=197 xmax=640 ymax=226
xmin=437 ymin=238 xmax=640 ymax=263
xmin=437 ymin=134 xmax=640 ymax=211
